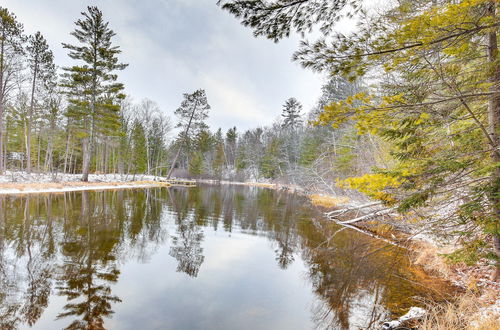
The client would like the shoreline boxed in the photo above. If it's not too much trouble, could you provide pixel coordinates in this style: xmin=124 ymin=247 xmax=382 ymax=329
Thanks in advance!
xmin=0 ymin=175 xmax=497 ymax=325
xmin=197 ymin=178 xmax=500 ymax=325
xmin=0 ymin=180 xmax=171 ymax=195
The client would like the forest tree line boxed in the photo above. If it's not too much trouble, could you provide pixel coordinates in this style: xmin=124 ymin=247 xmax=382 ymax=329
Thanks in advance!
xmin=1 ymin=0 xmax=498 ymax=272
xmin=0 ymin=5 xmax=377 ymax=187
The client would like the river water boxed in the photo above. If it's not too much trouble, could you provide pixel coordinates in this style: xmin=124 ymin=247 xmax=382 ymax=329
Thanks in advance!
xmin=0 ymin=185 xmax=450 ymax=329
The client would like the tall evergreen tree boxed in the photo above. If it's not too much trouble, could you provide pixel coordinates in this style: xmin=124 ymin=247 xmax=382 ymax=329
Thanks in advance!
xmin=25 ymin=31 xmax=56 ymax=173
xmin=167 ymin=89 xmax=210 ymax=178
xmin=281 ymin=98 xmax=303 ymax=169
xmin=62 ymin=6 xmax=127 ymax=181
xmin=43 ymin=84 xmax=61 ymax=172
xmin=131 ymin=119 xmax=147 ymax=174
xmin=281 ymin=97 xmax=303 ymax=129
xmin=225 ymin=126 xmax=237 ymax=168
xmin=212 ymin=128 xmax=225 ymax=179
xmin=310 ymin=76 xmax=361 ymax=120
xmin=0 ymin=7 xmax=24 ymax=173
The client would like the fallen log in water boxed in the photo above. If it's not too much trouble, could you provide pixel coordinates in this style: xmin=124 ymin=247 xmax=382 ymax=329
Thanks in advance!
xmin=326 ymin=216 xmax=409 ymax=249
xmin=324 ymin=204 xmax=408 ymax=249
xmin=326 ymin=201 xmax=382 ymax=217
xmin=335 ymin=208 xmax=396 ymax=225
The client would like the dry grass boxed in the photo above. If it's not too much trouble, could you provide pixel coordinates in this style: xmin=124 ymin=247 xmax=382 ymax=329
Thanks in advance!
xmin=420 ymin=293 xmax=500 ymax=330
xmin=244 ymin=182 xmax=277 ymax=189
xmin=309 ymin=194 xmax=349 ymax=208
xmin=0 ymin=182 xmax=65 ymax=190
xmin=0 ymin=180 xmax=170 ymax=193
xmin=411 ymin=241 xmax=500 ymax=329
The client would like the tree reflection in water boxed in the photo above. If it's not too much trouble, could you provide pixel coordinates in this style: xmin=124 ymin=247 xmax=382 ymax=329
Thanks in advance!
xmin=55 ymin=191 xmax=122 ymax=329
xmin=169 ymin=220 xmax=205 ymax=277
xmin=0 ymin=185 xmax=451 ymax=329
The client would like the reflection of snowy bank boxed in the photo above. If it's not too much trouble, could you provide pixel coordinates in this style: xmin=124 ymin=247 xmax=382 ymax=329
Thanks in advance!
xmin=0 ymin=171 xmax=169 ymax=195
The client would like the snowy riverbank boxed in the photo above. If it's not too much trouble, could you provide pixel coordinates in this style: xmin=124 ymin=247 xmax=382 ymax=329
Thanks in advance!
xmin=0 ymin=172 xmax=170 ymax=194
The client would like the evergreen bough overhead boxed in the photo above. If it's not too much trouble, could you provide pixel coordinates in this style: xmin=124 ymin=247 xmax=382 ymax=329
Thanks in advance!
xmin=220 ymin=0 xmax=500 ymax=280
xmin=62 ymin=6 xmax=128 ymax=182
xmin=217 ymin=0 xmax=360 ymax=42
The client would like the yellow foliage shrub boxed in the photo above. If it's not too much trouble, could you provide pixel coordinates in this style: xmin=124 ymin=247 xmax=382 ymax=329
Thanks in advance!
xmin=309 ymin=194 xmax=349 ymax=208
xmin=337 ymin=173 xmax=401 ymax=203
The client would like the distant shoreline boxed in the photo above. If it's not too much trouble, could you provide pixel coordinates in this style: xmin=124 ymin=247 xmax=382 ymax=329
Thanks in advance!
xmin=0 ymin=180 xmax=171 ymax=195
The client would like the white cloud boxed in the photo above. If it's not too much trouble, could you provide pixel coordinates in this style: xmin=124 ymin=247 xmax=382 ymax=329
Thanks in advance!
xmin=4 ymin=0 xmax=324 ymax=132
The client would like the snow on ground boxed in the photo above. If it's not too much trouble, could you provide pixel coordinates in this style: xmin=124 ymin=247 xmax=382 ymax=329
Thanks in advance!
xmin=0 ymin=171 xmax=168 ymax=195
xmin=0 ymin=171 xmax=163 ymax=184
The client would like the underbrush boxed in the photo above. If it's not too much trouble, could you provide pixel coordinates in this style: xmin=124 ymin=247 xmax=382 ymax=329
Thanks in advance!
xmin=410 ymin=242 xmax=499 ymax=329
xmin=420 ymin=293 xmax=499 ymax=330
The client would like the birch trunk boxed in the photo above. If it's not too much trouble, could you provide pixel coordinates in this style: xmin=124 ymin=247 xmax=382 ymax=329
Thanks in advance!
xmin=487 ymin=2 xmax=500 ymax=281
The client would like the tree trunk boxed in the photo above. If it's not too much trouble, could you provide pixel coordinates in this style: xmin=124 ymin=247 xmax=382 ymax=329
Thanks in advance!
xmin=146 ymin=136 xmax=150 ymax=175
xmin=487 ymin=1 xmax=500 ymax=282
xmin=103 ymin=139 xmax=108 ymax=174
xmin=44 ymin=119 xmax=55 ymax=172
xmin=0 ymin=29 xmax=5 ymax=174
xmin=167 ymin=145 xmax=183 ymax=179
xmin=0 ymin=107 xmax=3 ymax=174
xmin=155 ymin=150 xmax=161 ymax=177
xmin=27 ymin=57 xmax=38 ymax=174
xmin=37 ymin=130 xmax=41 ymax=172
xmin=68 ymin=148 xmax=74 ymax=174
xmin=118 ymin=148 xmax=124 ymax=175
xmin=82 ymin=96 xmax=96 ymax=181
xmin=44 ymin=140 xmax=52 ymax=172
xmin=166 ymin=101 xmax=198 ymax=179
xmin=63 ymin=130 xmax=71 ymax=173
xmin=82 ymin=137 xmax=91 ymax=182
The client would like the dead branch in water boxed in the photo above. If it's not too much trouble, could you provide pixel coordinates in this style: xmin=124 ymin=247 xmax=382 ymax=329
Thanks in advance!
xmin=333 ymin=208 xmax=396 ymax=225
xmin=326 ymin=216 xmax=409 ymax=249
xmin=326 ymin=202 xmax=382 ymax=217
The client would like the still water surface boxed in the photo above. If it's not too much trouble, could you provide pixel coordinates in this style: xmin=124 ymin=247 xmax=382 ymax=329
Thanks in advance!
xmin=0 ymin=185 xmax=449 ymax=329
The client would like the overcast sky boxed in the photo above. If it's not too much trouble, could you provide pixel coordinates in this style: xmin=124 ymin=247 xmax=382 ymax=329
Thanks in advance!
xmin=3 ymin=0 xmax=335 ymax=132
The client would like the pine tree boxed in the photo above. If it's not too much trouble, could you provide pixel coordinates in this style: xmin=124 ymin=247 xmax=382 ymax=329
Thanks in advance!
xmin=212 ymin=128 xmax=225 ymax=179
xmin=189 ymin=151 xmax=204 ymax=177
xmin=281 ymin=98 xmax=303 ymax=169
xmin=310 ymin=76 xmax=361 ymax=120
xmin=299 ymin=133 xmax=322 ymax=167
xmin=43 ymin=86 xmax=61 ymax=172
xmin=62 ymin=6 xmax=127 ymax=181
xmin=167 ymin=89 xmax=210 ymax=178
xmin=281 ymin=98 xmax=303 ymax=130
xmin=131 ymin=119 xmax=147 ymax=174
xmin=148 ymin=113 xmax=171 ymax=176
xmin=260 ymin=136 xmax=285 ymax=179
xmin=225 ymin=126 xmax=237 ymax=168
xmin=0 ymin=7 xmax=24 ymax=173
xmin=25 ymin=31 xmax=56 ymax=173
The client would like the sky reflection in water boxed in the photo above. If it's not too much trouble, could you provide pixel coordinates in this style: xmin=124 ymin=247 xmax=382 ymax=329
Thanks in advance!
xmin=0 ymin=185 xmax=450 ymax=329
